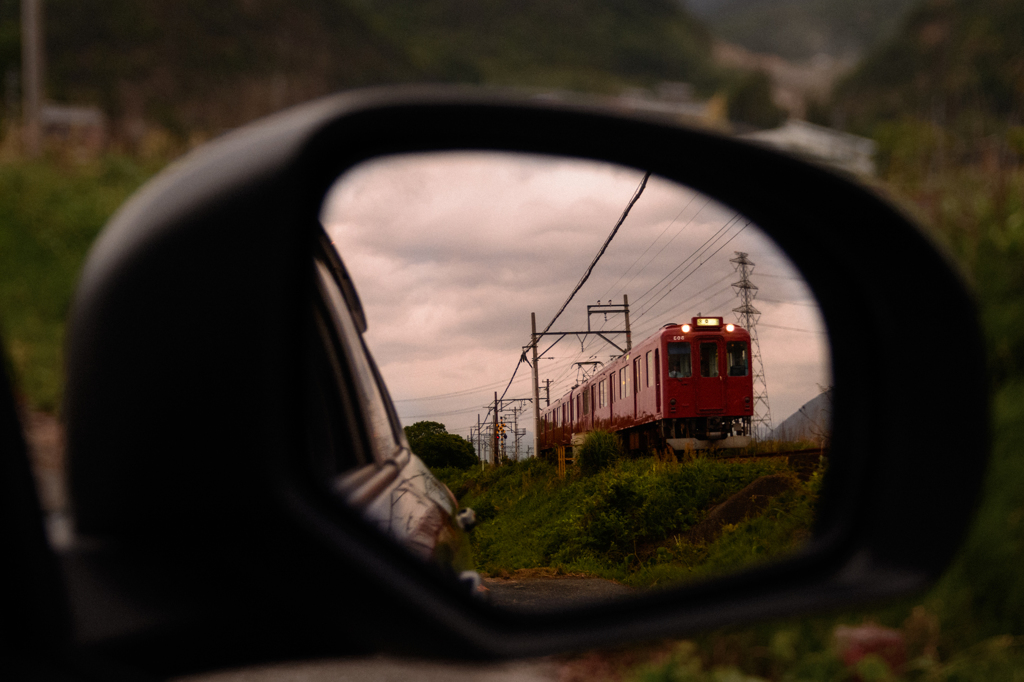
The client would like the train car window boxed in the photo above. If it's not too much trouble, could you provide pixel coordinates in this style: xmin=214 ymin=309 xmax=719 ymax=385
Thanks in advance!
xmin=583 ymin=388 xmax=590 ymax=415
xmin=700 ymin=342 xmax=720 ymax=378
xmin=634 ymin=358 xmax=641 ymax=393
xmin=727 ymin=342 xmax=750 ymax=377
xmin=668 ymin=342 xmax=692 ymax=378
xmin=647 ymin=351 xmax=654 ymax=387
xmin=655 ymin=349 xmax=662 ymax=411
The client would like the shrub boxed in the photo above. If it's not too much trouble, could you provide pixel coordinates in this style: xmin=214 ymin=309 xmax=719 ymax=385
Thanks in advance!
xmin=575 ymin=429 xmax=622 ymax=476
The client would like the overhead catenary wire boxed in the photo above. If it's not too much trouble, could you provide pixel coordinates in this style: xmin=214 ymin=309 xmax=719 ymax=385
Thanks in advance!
xmin=540 ymin=171 xmax=651 ymax=336
xmin=557 ymin=210 xmax=742 ymax=383
xmin=633 ymin=220 xmax=749 ymax=322
xmin=629 ymin=213 xmax=740 ymax=313
xmin=550 ymin=220 xmax=755 ymax=398
xmin=597 ymin=192 xmax=707 ymax=302
xmin=496 ymin=170 xmax=651 ymax=402
xmin=758 ymin=323 xmax=827 ymax=334
xmin=392 ymin=378 xmax=519 ymax=402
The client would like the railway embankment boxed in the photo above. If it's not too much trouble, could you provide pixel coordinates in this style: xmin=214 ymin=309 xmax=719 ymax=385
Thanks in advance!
xmin=433 ymin=448 xmax=824 ymax=589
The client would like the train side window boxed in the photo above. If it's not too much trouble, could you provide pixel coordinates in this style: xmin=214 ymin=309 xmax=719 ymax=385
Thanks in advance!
xmin=583 ymin=387 xmax=590 ymax=415
xmin=727 ymin=341 xmax=749 ymax=377
xmin=599 ymin=379 xmax=607 ymax=408
xmin=700 ymin=342 xmax=720 ymax=378
xmin=634 ymin=358 xmax=641 ymax=393
xmin=646 ymin=351 xmax=654 ymax=387
xmin=668 ymin=342 xmax=692 ymax=378
xmin=610 ymin=375 xmax=615 ymax=405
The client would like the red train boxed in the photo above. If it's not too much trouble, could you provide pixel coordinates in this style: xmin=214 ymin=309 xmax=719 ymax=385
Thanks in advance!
xmin=539 ymin=316 xmax=754 ymax=458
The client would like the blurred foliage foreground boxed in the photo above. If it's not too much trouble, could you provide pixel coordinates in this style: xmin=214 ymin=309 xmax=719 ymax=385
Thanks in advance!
xmin=1 ymin=138 xmax=1024 ymax=680
xmin=0 ymin=154 xmax=158 ymax=410
xmin=601 ymin=162 xmax=1024 ymax=680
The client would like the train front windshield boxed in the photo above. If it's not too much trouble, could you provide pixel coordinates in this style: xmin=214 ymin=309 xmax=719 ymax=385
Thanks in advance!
xmin=668 ymin=342 xmax=691 ymax=378
xmin=727 ymin=342 xmax=749 ymax=377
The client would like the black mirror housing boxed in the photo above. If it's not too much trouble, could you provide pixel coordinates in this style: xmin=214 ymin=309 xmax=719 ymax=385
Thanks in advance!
xmin=55 ymin=87 xmax=987 ymax=673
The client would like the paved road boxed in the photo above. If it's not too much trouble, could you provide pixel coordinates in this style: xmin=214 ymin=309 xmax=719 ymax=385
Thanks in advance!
xmin=175 ymin=657 xmax=560 ymax=682
xmin=483 ymin=575 xmax=633 ymax=612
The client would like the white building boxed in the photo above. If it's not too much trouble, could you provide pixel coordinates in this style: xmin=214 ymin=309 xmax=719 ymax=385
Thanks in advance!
xmin=742 ymin=119 xmax=876 ymax=176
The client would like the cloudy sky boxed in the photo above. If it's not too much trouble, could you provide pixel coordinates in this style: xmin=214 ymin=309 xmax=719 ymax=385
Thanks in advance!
xmin=322 ymin=152 xmax=830 ymax=455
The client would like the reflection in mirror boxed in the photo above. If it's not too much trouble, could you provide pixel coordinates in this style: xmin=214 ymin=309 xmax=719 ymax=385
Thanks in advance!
xmin=317 ymin=152 xmax=832 ymax=612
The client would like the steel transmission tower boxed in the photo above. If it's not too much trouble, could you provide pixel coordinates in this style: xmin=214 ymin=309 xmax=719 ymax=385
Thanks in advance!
xmin=730 ymin=252 xmax=773 ymax=439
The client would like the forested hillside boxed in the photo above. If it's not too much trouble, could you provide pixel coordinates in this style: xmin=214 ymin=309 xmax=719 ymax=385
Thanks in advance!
xmin=830 ymin=0 xmax=1024 ymax=146
xmin=686 ymin=0 xmax=917 ymax=61
xmin=0 ymin=0 xmax=719 ymax=139
xmin=362 ymin=0 xmax=717 ymax=91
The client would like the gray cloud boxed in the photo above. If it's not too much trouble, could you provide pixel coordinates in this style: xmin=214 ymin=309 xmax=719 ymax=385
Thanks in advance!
xmin=323 ymin=152 xmax=830 ymax=438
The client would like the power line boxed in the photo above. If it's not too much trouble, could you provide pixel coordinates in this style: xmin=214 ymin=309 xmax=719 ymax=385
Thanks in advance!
xmin=635 ymin=220 xmax=749 ymax=322
xmin=540 ymin=171 xmax=650 ymax=335
xmin=630 ymin=214 xmax=737 ymax=311
xmin=756 ymin=296 xmax=818 ymax=307
xmin=598 ymin=192 xmax=706 ymax=301
xmin=757 ymin=270 xmax=802 ymax=278
xmin=759 ymin=323 xmax=827 ymax=334
xmin=498 ymin=171 xmax=651 ymax=403
xmin=399 ymin=405 xmax=488 ymax=419
xmin=392 ymin=378 xmax=515 ymax=402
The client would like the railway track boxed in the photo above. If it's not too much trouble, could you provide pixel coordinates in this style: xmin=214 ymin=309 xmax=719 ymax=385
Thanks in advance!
xmin=717 ymin=447 xmax=826 ymax=480
xmin=719 ymin=447 xmax=826 ymax=461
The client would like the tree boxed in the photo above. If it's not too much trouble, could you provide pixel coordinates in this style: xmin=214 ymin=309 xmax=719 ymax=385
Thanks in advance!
xmin=726 ymin=70 xmax=786 ymax=131
xmin=404 ymin=421 xmax=478 ymax=470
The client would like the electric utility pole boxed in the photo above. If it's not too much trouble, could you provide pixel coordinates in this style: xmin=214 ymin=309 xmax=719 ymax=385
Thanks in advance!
xmin=528 ymin=294 xmax=631 ymax=454
xmin=493 ymin=392 xmax=499 ymax=465
xmin=21 ymin=0 xmax=43 ymax=157
xmin=531 ymin=312 xmax=540 ymax=462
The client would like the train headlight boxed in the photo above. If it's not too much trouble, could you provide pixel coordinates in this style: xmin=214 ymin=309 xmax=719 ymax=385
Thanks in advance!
xmin=681 ymin=324 xmax=691 ymax=332
xmin=726 ymin=324 xmax=735 ymax=332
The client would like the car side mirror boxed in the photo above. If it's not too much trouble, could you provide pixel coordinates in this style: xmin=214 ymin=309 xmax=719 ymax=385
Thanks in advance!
xmin=55 ymin=87 xmax=987 ymax=673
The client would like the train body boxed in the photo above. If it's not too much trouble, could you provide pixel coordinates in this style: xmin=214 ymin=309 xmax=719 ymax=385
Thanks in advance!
xmin=539 ymin=316 xmax=754 ymax=457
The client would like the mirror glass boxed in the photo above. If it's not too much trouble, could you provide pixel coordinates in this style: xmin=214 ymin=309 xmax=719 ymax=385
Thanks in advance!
xmin=317 ymin=151 xmax=831 ymax=612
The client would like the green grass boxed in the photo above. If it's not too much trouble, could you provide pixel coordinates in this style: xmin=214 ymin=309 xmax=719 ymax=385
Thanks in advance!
xmin=434 ymin=454 xmax=819 ymax=588
xmin=611 ymin=162 xmax=1024 ymax=680
xmin=0 ymin=155 xmax=159 ymax=411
